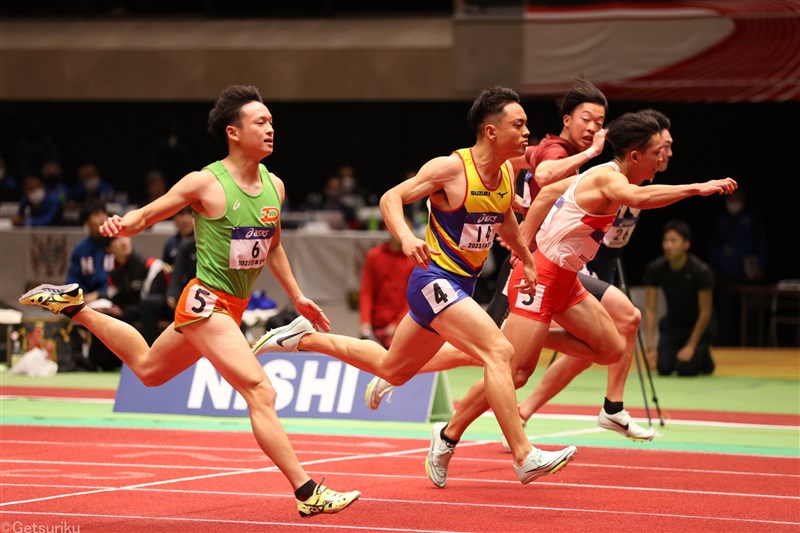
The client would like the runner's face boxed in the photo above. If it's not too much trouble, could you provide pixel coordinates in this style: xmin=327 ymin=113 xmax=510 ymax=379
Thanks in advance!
xmin=631 ymin=133 xmax=663 ymax=184
xmin=662 ymin=229 xmax=689 ymax=260
xmin=564 ymin=103 xmax=605 ymax=150
xmin=234 ymin=101 xmax=275 ymax=157
xmin=657 ymin=129 xmax=673 ymax=172
xmin=492 ymin=102 xmax=529 ymax=158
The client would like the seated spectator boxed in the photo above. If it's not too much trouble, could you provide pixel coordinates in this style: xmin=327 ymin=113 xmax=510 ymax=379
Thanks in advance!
xmin=338 ymin=164 xmax=370 ymax=209
xmin=152 ymin=131 xmax=193 ymax=185
xmin=66 ymin=199 xmax=113 ymax=304
xmin=141 ymin=169 xmax=168 ymax=206
xmin=644 ymin=220 xmax=716 ymax=376
xmin=166 ymin=236 xmax=197 ymax=311
xmin=11 ymin=175 xmax=62 ymax=226
xmin=162 ymin=206 xmax=194 ymax=266
xmin=358 ymin=220 xmax=415 ymax=348
xmin=709 ymin=189 xmax=768 ymax=345
xmin=103 ymin=236 xmax=172 ymax=346
xmin=307 ymin=175 xmax=355 ymax=228
xmin=70 ymin=163 xmax=115 ymax=207
xmin=40 ymin=161 xmax=70 ymax=208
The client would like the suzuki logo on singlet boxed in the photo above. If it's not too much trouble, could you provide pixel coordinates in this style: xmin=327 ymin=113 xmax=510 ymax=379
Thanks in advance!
xmin=260 ymin=207 xmax=279 ymax=223
xmin=470 ymin=191 xmax=490 ymax=197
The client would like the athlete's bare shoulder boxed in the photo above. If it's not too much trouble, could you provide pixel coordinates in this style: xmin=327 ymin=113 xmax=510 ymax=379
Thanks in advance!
xmin=268 ymin=172 xmax=286 ymax=203
xmin=417 ymin=154 xmax=464 ymax=185
xmin=170 ymin=168 xmax=224 ymax=217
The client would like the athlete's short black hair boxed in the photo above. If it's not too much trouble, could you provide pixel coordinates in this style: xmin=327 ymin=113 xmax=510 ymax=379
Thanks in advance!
xmin=467 ymin=86 xmax=521 ymax=136
xmin=606 ymin=112 xmax=661 ymax=158
xmin=663 ymin=219 xmax=692 ymax=242
xmin=638 ymin=108 xmax=672 ymax=132
xmin=207 ymin=85 xmax=264 ymax=143
xmin=80 ymin=198 xmax=107 ymax=225
xmin=557 ymin=78 xmax=608 ymax=118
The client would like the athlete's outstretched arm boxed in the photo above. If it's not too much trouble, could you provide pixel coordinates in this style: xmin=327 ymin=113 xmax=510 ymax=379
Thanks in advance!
xmin=603 ymin=173 xmax=737 ymax=210
xmin=99 ymin=171 xmax=211 ymax=237
xmin=265 ymin=174 xmax=331 ymax=332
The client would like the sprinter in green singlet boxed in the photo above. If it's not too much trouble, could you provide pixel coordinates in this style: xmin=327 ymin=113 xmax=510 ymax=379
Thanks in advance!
xmin=19 ymin=85 xmax=360 ymax=518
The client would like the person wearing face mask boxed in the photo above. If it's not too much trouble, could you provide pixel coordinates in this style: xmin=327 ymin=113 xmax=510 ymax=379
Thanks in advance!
xmin=709 ymin=189 xmax=768 ymax=345
xmin=40 ymin=161 xmax=70 ymax=209
xmin=12 ymin=175 xmax=62 ymax=226
xmin=69 ymin=163 xmax=115 ymax=208
xmin=644 ymin=220 xmax=716 ymax=376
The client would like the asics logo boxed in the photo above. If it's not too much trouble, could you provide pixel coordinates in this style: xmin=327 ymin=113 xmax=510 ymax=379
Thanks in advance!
xmin=245 ymin=228 xmax=273 ymax=238
xmin=477 ymin=214 xmax=499 ymax=224
xmin=233 ymin=200 xmax=241 ymax=211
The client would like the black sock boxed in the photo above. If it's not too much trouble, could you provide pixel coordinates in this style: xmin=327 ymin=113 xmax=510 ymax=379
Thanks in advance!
xmin=61 ymin=303 xmax=85 ymax=319
xmin=294 ymin=479 xmax=317 ymax=501
xmin=440 ymin=424 xmax=459 ymax=448
xmin=604 ymin=397 xmax=624 ymax=415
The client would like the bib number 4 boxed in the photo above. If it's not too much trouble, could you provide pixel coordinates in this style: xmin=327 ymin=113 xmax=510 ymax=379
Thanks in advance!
xmin=422 ymin=279 xmax=458 ymax=314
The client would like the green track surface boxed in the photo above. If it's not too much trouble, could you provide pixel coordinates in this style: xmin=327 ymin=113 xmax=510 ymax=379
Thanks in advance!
xmin=2 ymin=363 xmax=798 ymax=457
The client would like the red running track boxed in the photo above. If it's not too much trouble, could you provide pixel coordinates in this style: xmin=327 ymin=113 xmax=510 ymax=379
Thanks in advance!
xmin=1 ymin=425 xmax=798 ymax=532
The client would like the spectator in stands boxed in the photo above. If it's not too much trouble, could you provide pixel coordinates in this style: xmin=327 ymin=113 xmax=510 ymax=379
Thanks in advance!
xmin=644 ymin=219 xmax=716 ymax=376
xmin=162 ymin=205 xmax=194 ymax=266
xmin=11 ymin=175 xmax=62 ymax=226
xmin=70 ymin=163 xmax=115 ymax=207
xmin=358 ymin=218 xmax=416 ymax=348
xmin=40 ymin=161 xmax=70 ymax=209
xmin=65 ymin=199 xmax=113 ymax=304
xmin=103 ymin=235 xmax=172 ymax=346
xmin=141 ymin=170 xmax=168 ymax=207
xmin=165 ymin=236 xmax=197 ymax=311
xmin=709 ymin=189 xmax=768 ymax=345
xmin=307 ymin=175 xmax=355 ymax=228
xmin=152 ymin=130 xmax=193 ymax=185
xmin=338 ymin=164 xmax=370 ymax=209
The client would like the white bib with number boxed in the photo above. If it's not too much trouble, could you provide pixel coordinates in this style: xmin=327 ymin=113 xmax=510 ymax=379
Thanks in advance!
xmin=458 ymin=212 xmax=503 ymax=251
xmin=602 ymin=206 xmax=641 ymax=249
xmin=229 ymin=226 xmax=275 ymax=269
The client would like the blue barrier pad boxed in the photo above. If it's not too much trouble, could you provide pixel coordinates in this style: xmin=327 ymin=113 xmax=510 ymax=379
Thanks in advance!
xmin=114 ymin=352 xmax=439 ymax=423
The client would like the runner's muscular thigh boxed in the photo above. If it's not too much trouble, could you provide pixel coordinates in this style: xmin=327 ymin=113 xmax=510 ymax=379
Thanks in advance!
xmin=432 ymin=298 xmax=509 ymax=363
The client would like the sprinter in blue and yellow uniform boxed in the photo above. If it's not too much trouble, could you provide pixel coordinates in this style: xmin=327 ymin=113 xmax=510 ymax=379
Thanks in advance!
xmin=254 ymin=86 xmax=578 ymax=487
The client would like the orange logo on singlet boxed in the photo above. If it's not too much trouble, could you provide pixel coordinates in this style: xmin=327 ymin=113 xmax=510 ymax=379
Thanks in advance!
xmin=259 ymin=207 xmax=279 ymax=223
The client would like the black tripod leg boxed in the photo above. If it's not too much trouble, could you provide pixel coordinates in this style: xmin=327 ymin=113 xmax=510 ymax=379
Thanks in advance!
xmin=615 ymin=257 xmax=665 ymax=426
xmin=637 ymin=326 xmax=665 ymax=426
xmin=630 ymin=331 xmax=653 ymax=427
